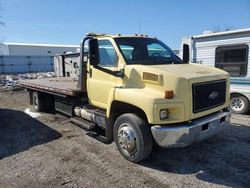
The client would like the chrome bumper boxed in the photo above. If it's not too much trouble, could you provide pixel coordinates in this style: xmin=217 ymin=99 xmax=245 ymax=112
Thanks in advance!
xmin=151 ymin=111 xmax=231 ymax=148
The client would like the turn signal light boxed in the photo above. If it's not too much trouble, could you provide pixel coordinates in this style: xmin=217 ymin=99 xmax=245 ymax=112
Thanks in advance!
xmin=165 ymin=90 xmax=174 ymax=99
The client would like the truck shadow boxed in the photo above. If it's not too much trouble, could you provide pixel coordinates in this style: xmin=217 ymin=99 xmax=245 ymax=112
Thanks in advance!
xmin=0 ymin=108 xmax=62 ymax=159
xmin=141 ymin=123 xmax=250 ymax=187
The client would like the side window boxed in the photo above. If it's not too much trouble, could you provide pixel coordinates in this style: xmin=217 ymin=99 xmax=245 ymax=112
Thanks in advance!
xmin=98 ymin=40 xmax=118 ymax=67
xmin=215 ymin=45 xmax=248 ymax=77
xmin=119 ymin=45 xmax=134 ymax=62
xmin=147 ymin=43 xmax=171 ymax=57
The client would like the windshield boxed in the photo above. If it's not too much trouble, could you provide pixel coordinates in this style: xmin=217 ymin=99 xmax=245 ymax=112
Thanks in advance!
xmin=115 ymin=37 xmax=183 ymax=65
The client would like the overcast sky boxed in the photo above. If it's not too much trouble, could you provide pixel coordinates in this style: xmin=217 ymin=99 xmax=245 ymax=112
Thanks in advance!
xmin=1 ymin=0 xmax=250 ymax=49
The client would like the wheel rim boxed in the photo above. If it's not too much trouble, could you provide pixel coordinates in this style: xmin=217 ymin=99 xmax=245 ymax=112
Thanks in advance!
xmin=117 ymin=123 xmax=137 ymax=156
xmin=230 ymin=97 xmax=245 ymax=112
xmin=34 ymin=96 xmax=38 ymax=110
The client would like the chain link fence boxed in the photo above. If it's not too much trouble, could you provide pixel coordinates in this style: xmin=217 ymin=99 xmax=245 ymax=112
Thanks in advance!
xmin=0 ymin=55 xmax=54 ymax=74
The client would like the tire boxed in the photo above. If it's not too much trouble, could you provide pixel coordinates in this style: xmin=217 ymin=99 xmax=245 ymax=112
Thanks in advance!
xmin=230 ymin=94 xmax=250 ymax=114
xmin=44 ymin=94 xmax=55 ymax=113
xmin=114 ymin=113 xmax=153 ymax=163
xmin=33 ymin=92 xmax=45 ymax=112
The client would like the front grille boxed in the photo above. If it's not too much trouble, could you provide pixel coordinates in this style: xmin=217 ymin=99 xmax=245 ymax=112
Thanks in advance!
xmin=192 ymin=80 xmax=226 ymax=113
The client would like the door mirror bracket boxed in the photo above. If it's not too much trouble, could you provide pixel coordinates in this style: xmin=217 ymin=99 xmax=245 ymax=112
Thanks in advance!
xmin=183 ymin=44 xmax=190 ymax=63
xmin=116 ymin=69 xmax=124 ymax=78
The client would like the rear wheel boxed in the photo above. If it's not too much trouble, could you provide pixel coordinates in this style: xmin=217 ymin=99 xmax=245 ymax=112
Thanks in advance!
xmin=114 ymin=113 xmax=153 ymax=163
xmin=230 ymin=94 xmax=250 ymax=114
xmin=33 ymin=92 xmax=45 ymax=112
xmin=44 ymin=94 xmax=55 ymax=113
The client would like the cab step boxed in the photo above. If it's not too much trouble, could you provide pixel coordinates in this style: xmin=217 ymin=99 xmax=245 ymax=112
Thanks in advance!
xmin=70 ymin=117 xmax=96 ymax=130
xmin=86 ymin=131 xmax=110 ymax=144
xmin=70 ymin=116 xmax=112 ymax=144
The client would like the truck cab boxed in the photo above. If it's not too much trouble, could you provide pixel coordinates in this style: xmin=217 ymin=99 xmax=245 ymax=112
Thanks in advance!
xmin=20 ymin=33 xmax=231 ymax=162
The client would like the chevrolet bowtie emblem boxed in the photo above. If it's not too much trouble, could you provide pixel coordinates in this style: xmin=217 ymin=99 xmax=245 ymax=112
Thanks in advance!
xmin=208 ymin=91 xmax=219 ymax=100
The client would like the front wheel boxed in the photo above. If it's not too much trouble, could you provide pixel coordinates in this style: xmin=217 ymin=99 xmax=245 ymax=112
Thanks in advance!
xmin=114 ymin=113 xmax=153 ymax=163
xmin=230 ymin=94 xmax=250 ymax=114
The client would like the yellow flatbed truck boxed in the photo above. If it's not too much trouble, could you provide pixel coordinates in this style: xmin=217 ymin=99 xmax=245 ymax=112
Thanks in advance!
xmin=20 ymin=33 xmax=231 ymax=162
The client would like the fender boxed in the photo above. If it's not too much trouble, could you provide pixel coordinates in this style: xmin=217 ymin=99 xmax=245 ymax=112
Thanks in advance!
xmin=109 ymin=87 xmax=162 ymax=124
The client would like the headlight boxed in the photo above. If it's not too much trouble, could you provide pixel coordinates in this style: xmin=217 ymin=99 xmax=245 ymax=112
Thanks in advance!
xmin=160 ymin=109 xmax=169 ymax=120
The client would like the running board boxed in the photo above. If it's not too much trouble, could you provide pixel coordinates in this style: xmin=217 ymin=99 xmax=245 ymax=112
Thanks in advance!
xmin=70 ymin=117 xmax=96 ymax=130
xmin=70 ymin=117 xmax=112 ymax=144
xmin=87 ymin=131 xmax=110 ymax=144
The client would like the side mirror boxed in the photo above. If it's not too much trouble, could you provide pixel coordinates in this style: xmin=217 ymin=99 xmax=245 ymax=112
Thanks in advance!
xmin=183 ymin=44 xmax=190 ymax=63
xmin=89 ymin=39 xmax=100 ymax=66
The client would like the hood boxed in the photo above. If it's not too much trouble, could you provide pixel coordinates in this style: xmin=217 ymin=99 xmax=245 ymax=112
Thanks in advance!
xmin=123 ymin=63 xmax=230 ymax=122
xmin=124 ymin=63 xmax=229 ymax=89
xmin=134 ymin=63 xmax=228 ymax=79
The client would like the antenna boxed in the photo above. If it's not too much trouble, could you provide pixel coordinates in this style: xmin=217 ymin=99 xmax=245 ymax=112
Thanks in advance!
xmin=138 ymin=20 xmax=141 ymax=34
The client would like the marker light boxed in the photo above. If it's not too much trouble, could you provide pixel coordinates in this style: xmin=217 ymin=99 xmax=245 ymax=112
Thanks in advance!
xmin=165 ymin=90 xmax=174 ymax=99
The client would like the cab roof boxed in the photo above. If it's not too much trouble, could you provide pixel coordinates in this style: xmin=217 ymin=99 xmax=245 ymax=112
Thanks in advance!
xmin=86 ymin=32 xmax=156 ymax=39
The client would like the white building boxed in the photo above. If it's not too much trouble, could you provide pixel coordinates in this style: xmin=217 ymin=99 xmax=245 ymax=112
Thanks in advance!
xmin=0 ymin=42 xmax=80 ymax=74
xmin=0 ymin=42 xmax=79 ymax=56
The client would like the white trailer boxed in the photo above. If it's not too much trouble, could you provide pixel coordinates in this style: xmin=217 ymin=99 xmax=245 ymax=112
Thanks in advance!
xmin=54 ymin=52 xmax=80 ymax=78
xmin=180 ymin=28 xmax=250 ymax=114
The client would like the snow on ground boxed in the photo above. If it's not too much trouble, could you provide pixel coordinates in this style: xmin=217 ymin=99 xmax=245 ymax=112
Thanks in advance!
xmin=0 ymin=72 xmax=55 ymax=90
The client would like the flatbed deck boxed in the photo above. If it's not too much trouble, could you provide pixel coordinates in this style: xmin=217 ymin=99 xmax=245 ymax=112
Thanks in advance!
xmin=19 ymin=77 xmax=84 ymax=96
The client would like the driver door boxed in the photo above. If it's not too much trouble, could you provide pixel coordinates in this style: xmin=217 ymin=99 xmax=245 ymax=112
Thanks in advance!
xmin=87 ymin=39 xmax=120 ymax=109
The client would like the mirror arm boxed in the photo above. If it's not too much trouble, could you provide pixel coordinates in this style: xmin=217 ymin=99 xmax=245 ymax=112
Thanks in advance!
xmin=94 ymin=66 xmax=124 ymax=78
xmin=78 ymin=36 xmax=93 ymax=90
xmin=116 ymin=69 xmax=124 ymax=77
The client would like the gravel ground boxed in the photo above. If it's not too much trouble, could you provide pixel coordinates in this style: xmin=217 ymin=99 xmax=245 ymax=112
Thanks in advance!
xmin=0 ymin=90 xmax=250 ymax=188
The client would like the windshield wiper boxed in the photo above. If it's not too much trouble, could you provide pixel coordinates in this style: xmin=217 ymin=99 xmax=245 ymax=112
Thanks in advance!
xmin=129 ymin=59 xmax=183 ymax=65
xmin=129 ymin=59 xmax=153 ymax=64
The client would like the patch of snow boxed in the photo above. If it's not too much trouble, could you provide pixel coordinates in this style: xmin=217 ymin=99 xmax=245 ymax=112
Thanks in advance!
xmin=24 ymin=108 xmax=41 ymax=118
xmin=0 ymin=72 xmax=55 ymax=90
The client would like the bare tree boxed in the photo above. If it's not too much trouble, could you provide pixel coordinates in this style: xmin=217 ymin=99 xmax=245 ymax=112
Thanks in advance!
xmin=212 ymin=24 xmax=236 ymax=33
xmin=224 ymin=25 xmax=236 ymax=31
xmin=213 ymin=25 xmax=222 ymax=33
xmin=0 ymin=2 xmax=5 ymax=42
xmin=0 ymin=17 xmax=5 ymax=27
xmin=0 ymin=2 xmax=4 ymax=27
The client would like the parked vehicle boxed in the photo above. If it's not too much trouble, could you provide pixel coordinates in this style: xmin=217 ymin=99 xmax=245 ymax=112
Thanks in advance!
xmin=20 ymin=33 xmax=231 ymax=162
xmin=180 ymin=28 xmax=250 ymax=114
xmin=54 ymin=52 xmax=80 ymax=78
